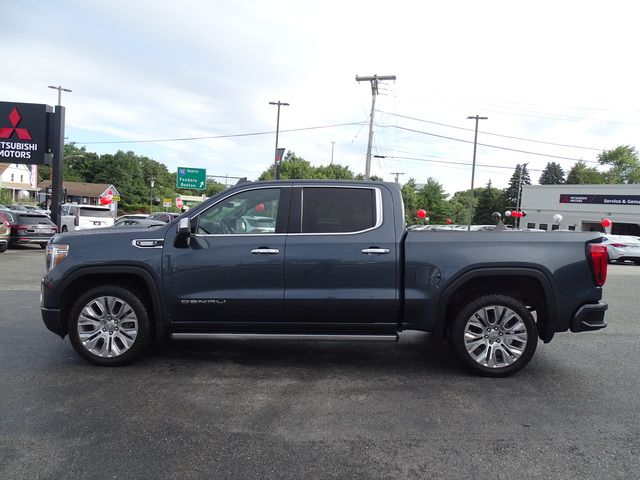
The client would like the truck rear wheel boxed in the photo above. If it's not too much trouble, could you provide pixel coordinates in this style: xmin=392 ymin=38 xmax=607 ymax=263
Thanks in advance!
xmin=67 ymin=285 xmax=151 ymax=366
xmin=451 ymin=294 xmax=538 ymax=377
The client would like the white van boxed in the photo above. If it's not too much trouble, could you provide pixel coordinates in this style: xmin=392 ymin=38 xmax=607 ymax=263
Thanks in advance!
xmin=60 ymin=204 xmax=114 ymax=232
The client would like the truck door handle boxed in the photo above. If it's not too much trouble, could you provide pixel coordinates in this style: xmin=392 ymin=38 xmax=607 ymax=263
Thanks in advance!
xmin=251 ymin=248 xmax=280 ymax=255
xmin=361 ymin=248 xmax=390 ymax=255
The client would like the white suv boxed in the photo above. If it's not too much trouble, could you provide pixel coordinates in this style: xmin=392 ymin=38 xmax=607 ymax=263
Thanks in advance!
xmin=60 ymin=204 xmax=115 ymax=232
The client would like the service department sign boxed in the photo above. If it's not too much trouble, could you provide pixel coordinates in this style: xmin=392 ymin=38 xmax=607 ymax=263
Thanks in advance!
xmin=0 ymin=101 xmax=52 ymax=165
xmin=560 ymin=194 xmax=640 ymax=206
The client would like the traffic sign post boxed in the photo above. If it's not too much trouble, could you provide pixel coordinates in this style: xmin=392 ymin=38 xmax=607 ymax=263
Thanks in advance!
xmin=176 ymin=167 xmax=206 ymax=190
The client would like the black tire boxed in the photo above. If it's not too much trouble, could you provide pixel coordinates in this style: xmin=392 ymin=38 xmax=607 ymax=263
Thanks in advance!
xmin=67 ymin=285 xmax=151 ymax=366
xmin=451 ymin=294 xmax=538 ymax=377
xmin=0 ymin=243 xmax=7 ymax=253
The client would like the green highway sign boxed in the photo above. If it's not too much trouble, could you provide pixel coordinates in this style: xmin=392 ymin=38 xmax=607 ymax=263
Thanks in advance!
xmin=177 ymin=167 xmax=206 ymax=190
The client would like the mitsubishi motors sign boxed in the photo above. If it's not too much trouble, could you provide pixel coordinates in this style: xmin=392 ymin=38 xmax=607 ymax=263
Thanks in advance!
xmin=0 ymin=101 xmax=52 ymax=165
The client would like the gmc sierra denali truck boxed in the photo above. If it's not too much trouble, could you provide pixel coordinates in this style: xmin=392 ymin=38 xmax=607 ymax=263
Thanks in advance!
xmin=41 ymin=180 xmax=609 ymax=376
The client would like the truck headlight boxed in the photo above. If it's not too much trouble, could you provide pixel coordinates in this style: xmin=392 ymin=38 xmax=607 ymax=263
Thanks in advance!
xmin=45 ymin=244 xmax=69 ymax=271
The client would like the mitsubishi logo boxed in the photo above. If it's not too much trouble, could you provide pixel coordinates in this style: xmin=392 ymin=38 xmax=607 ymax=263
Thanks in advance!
xmin=0 ymin=108 xmax=32 ymax=140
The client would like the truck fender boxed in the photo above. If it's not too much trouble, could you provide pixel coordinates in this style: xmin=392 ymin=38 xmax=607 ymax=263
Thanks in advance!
xmin=435 ymin=267 xmax=556 ymax=343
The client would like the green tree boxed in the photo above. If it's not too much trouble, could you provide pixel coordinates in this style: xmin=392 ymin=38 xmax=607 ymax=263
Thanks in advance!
xmin=565 ymin=161 xmax=604 ymax=184
xmin=598 ymin=145 xmax=640 ymax=183
xmin=416 ymin=177 xmax=451 ymax=224
xmin=473 ymin=180 xmax=505 ymax=224
xmin=258 ymin=151 xmax=315 ymax=180
xmin=504 ymin=163 xmax=531 ymax=209
xmin=448 ymin=190 xmax=475 ymax=225
xmin=401 ymin=178 xmax=419 ymax=225
xmin=538 ymin=162 xmax=565 ymax=184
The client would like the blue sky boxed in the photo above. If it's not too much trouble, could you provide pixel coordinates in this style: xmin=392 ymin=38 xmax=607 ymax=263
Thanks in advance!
xmin=2 ymin=0 xmax=638 ymax=194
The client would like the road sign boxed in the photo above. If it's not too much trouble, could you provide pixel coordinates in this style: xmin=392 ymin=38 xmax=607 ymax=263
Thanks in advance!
xmin=176 ymin=197 xmax=183 ymax=209
xmin=177 ymin=167 xmax=206 ymax=190
xmin=163 ymin=198 xmax=172 ymax=208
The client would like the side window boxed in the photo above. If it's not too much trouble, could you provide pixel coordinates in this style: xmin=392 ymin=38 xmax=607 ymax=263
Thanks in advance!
xmin=301 ymin=187 xmax=376 ymax=234
xmin=61 ymin=206 xmax=69 ymax=216
xmin=196 ymin=188 xmax=280 ymax=235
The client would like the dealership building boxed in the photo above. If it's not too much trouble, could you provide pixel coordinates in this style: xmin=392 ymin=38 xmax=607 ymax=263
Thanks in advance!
xmin=520 ymin=184 xmax=640 ymax=235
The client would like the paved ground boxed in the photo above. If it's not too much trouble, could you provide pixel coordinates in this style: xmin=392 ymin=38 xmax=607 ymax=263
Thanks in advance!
xmin=1 ymin=246 xmax=639 ymax=479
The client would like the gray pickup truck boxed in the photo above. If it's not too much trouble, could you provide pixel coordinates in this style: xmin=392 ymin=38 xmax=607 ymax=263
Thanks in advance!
xmin=41 ymin=180 xmax=608 ymax=376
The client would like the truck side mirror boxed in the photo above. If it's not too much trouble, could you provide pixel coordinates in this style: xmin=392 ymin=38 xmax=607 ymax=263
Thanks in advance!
xmin=175 ymin=217 xmax=192 ymax=248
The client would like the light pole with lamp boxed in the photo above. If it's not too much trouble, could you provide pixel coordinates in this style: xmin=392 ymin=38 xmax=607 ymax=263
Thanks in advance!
xmin=269 ymin=101 xmax=289 ymax=180
xmin=149 ymin=176 xmax=156 ymax=214
xmin=466 ymin=115 xmax=488 ymax=231
xmin=48 ymin=85 xmax=72 ymax=106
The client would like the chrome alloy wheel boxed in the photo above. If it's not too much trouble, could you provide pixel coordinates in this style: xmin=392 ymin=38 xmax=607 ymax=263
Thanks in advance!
xmin=77 ymin=296 xmax=139 ymax=358
xmin=463 ymin=305 xmax=528 ymax=368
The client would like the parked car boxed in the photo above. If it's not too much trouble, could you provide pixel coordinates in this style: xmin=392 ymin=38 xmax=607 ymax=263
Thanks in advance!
xmin=60 ymin=204 xmax=114 ymax=232
xmin=148 ymin=212 xmax=180 ymax=223
xmin=601 ymin=234 xmax=640 ymax=264
xmin=41 ymin=180 xmax=608 ymax=377
xmin=9 ymin=212 xmax=57 ymax=248
xmin=0 ymin=212 xmax=10 ymax=253
xmin=115 ymin=214 xmax=149 ymax=222
xmin=113 ymin=218 xmax=165 ymax=228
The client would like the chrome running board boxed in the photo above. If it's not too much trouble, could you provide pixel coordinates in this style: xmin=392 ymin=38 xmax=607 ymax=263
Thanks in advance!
xmin=172 ymin=332 xmax=399 ymax=342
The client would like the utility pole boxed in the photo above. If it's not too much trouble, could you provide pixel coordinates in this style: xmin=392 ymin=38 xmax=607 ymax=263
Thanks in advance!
xmin=515 ymin=162 xmax=528 ymax=229
xmin=390 ymin=172 xmax=405 ymax=183
xmin=269 ymin=101 xmax=289 ymax=180
xmin=48 ymin=85 xmax=72 ymax=106
xmin=466 ymin=115 xmax=488 ymax=231
xmin=330 ymin=141 xmax=335 ymax=164
xmin=356 ymin=74 xmax=396 ymax=180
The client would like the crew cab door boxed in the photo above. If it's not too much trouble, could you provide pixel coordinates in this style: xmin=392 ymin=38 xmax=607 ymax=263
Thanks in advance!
xmin=284 ymin=185 xmax=398 ymax=328
xmin=162 ymin=186 xmax=290 ymax=326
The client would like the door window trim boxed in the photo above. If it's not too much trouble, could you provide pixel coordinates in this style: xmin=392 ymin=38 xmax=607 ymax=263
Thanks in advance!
xmin=292 ymin=185 xmax=383 ymax=236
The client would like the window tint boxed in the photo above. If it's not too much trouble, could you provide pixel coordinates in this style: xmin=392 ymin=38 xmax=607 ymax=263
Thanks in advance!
xmin=197 ymin=188 xmax=280 ymax=235
xmin=301 ymin=187 xmax=376 ymax=233
xmin=17 ymin=214 xmax=54 ymax=225
xmin=79 ymin=207 xmax=113 ymax=218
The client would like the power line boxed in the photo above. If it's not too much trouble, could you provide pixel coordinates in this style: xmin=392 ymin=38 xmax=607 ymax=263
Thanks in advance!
xmin=74 ymin=121 xmax=368 ymax=145
xmin=381 ymin=153 xmax=544 ymax=172
xmin=378 ymin=123 xmax=598 ymax=163
xmin=377 ymin=110 xmax=603 ymax=151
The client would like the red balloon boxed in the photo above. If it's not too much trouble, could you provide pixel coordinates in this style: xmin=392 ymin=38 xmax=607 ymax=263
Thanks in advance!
xmin=445 ymin=218 xmax=452 ymax=225
xmin=99 ymin=196 xmax=111 ymax=205
xmin=601 ymin=218 xmax=612 ymax=228
xmin=255 ymin=203 xmax=265 ymax=213
xmin=417 ymin=209 xmax=427 ymax=219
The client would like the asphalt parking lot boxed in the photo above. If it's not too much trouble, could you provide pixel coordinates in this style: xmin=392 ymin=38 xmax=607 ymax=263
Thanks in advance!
xmin=1 ymin=246 xmax=639 ymax=479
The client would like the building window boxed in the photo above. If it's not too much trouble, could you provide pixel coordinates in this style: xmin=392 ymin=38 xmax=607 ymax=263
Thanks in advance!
xmin=527 ymin=223 xmax=535 ymax=229
xmin=551 ymin=224 xmax=560 ymax=230
xmin=539 ymin=223 xmax=548 ymax=231
xmin=10 ymin=174 xmax=14 ymax=181
xmin=568 ymin=225 xmax=576 ymax=231
xmin=20 ymin=175 xmax=23 ymax=183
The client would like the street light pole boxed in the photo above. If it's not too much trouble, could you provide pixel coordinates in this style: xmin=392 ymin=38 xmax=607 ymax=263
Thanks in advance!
xmin=47 ymin=85 xmax=72 ymax=106
xmin=466 ymin=115 xmax=488 ymax=231
xmin=149 ymin=176 xmax=156 ymax=214
xmin=269 ymin=101 xmax=289 ymax=180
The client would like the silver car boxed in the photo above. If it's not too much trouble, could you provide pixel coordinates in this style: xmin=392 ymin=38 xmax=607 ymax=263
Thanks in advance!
xmin=601 ymin=234 xmax=640 ymax=265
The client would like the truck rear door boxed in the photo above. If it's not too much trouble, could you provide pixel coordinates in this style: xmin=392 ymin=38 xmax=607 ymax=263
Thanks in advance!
xmin=283 ymin=185 xmax=398 ymax=328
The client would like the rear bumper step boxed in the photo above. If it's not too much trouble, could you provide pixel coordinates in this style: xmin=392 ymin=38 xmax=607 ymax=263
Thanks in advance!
xmin=171 ymin=332 xmax=399 ymax=342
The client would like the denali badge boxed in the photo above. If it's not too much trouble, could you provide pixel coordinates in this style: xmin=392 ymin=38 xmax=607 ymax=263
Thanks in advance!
xmin=180 ymin=299 xmax=227 ymax=304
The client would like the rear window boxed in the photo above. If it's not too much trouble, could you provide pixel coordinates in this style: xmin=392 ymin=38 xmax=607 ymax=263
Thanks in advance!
xmin=79 ymin=208 xmax=113 ymax=218
xmin=301 ymin=187 xmax=377 ymax=233
xmin=17 ymin=214 xmax=54 ymax=225
xmin=0 ymin=211 xmax=15 ymax=223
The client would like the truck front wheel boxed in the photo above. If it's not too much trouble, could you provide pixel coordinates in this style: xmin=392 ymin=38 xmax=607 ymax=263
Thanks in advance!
xmin=67 ymin=285 xmax=151 ymax=366
xmin=451 ymin=294 xmax=538 ymax=377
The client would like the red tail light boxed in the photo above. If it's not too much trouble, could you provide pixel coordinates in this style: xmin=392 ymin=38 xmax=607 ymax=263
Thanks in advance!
xmin=589 ymin=244 xmax=608 ymax=286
